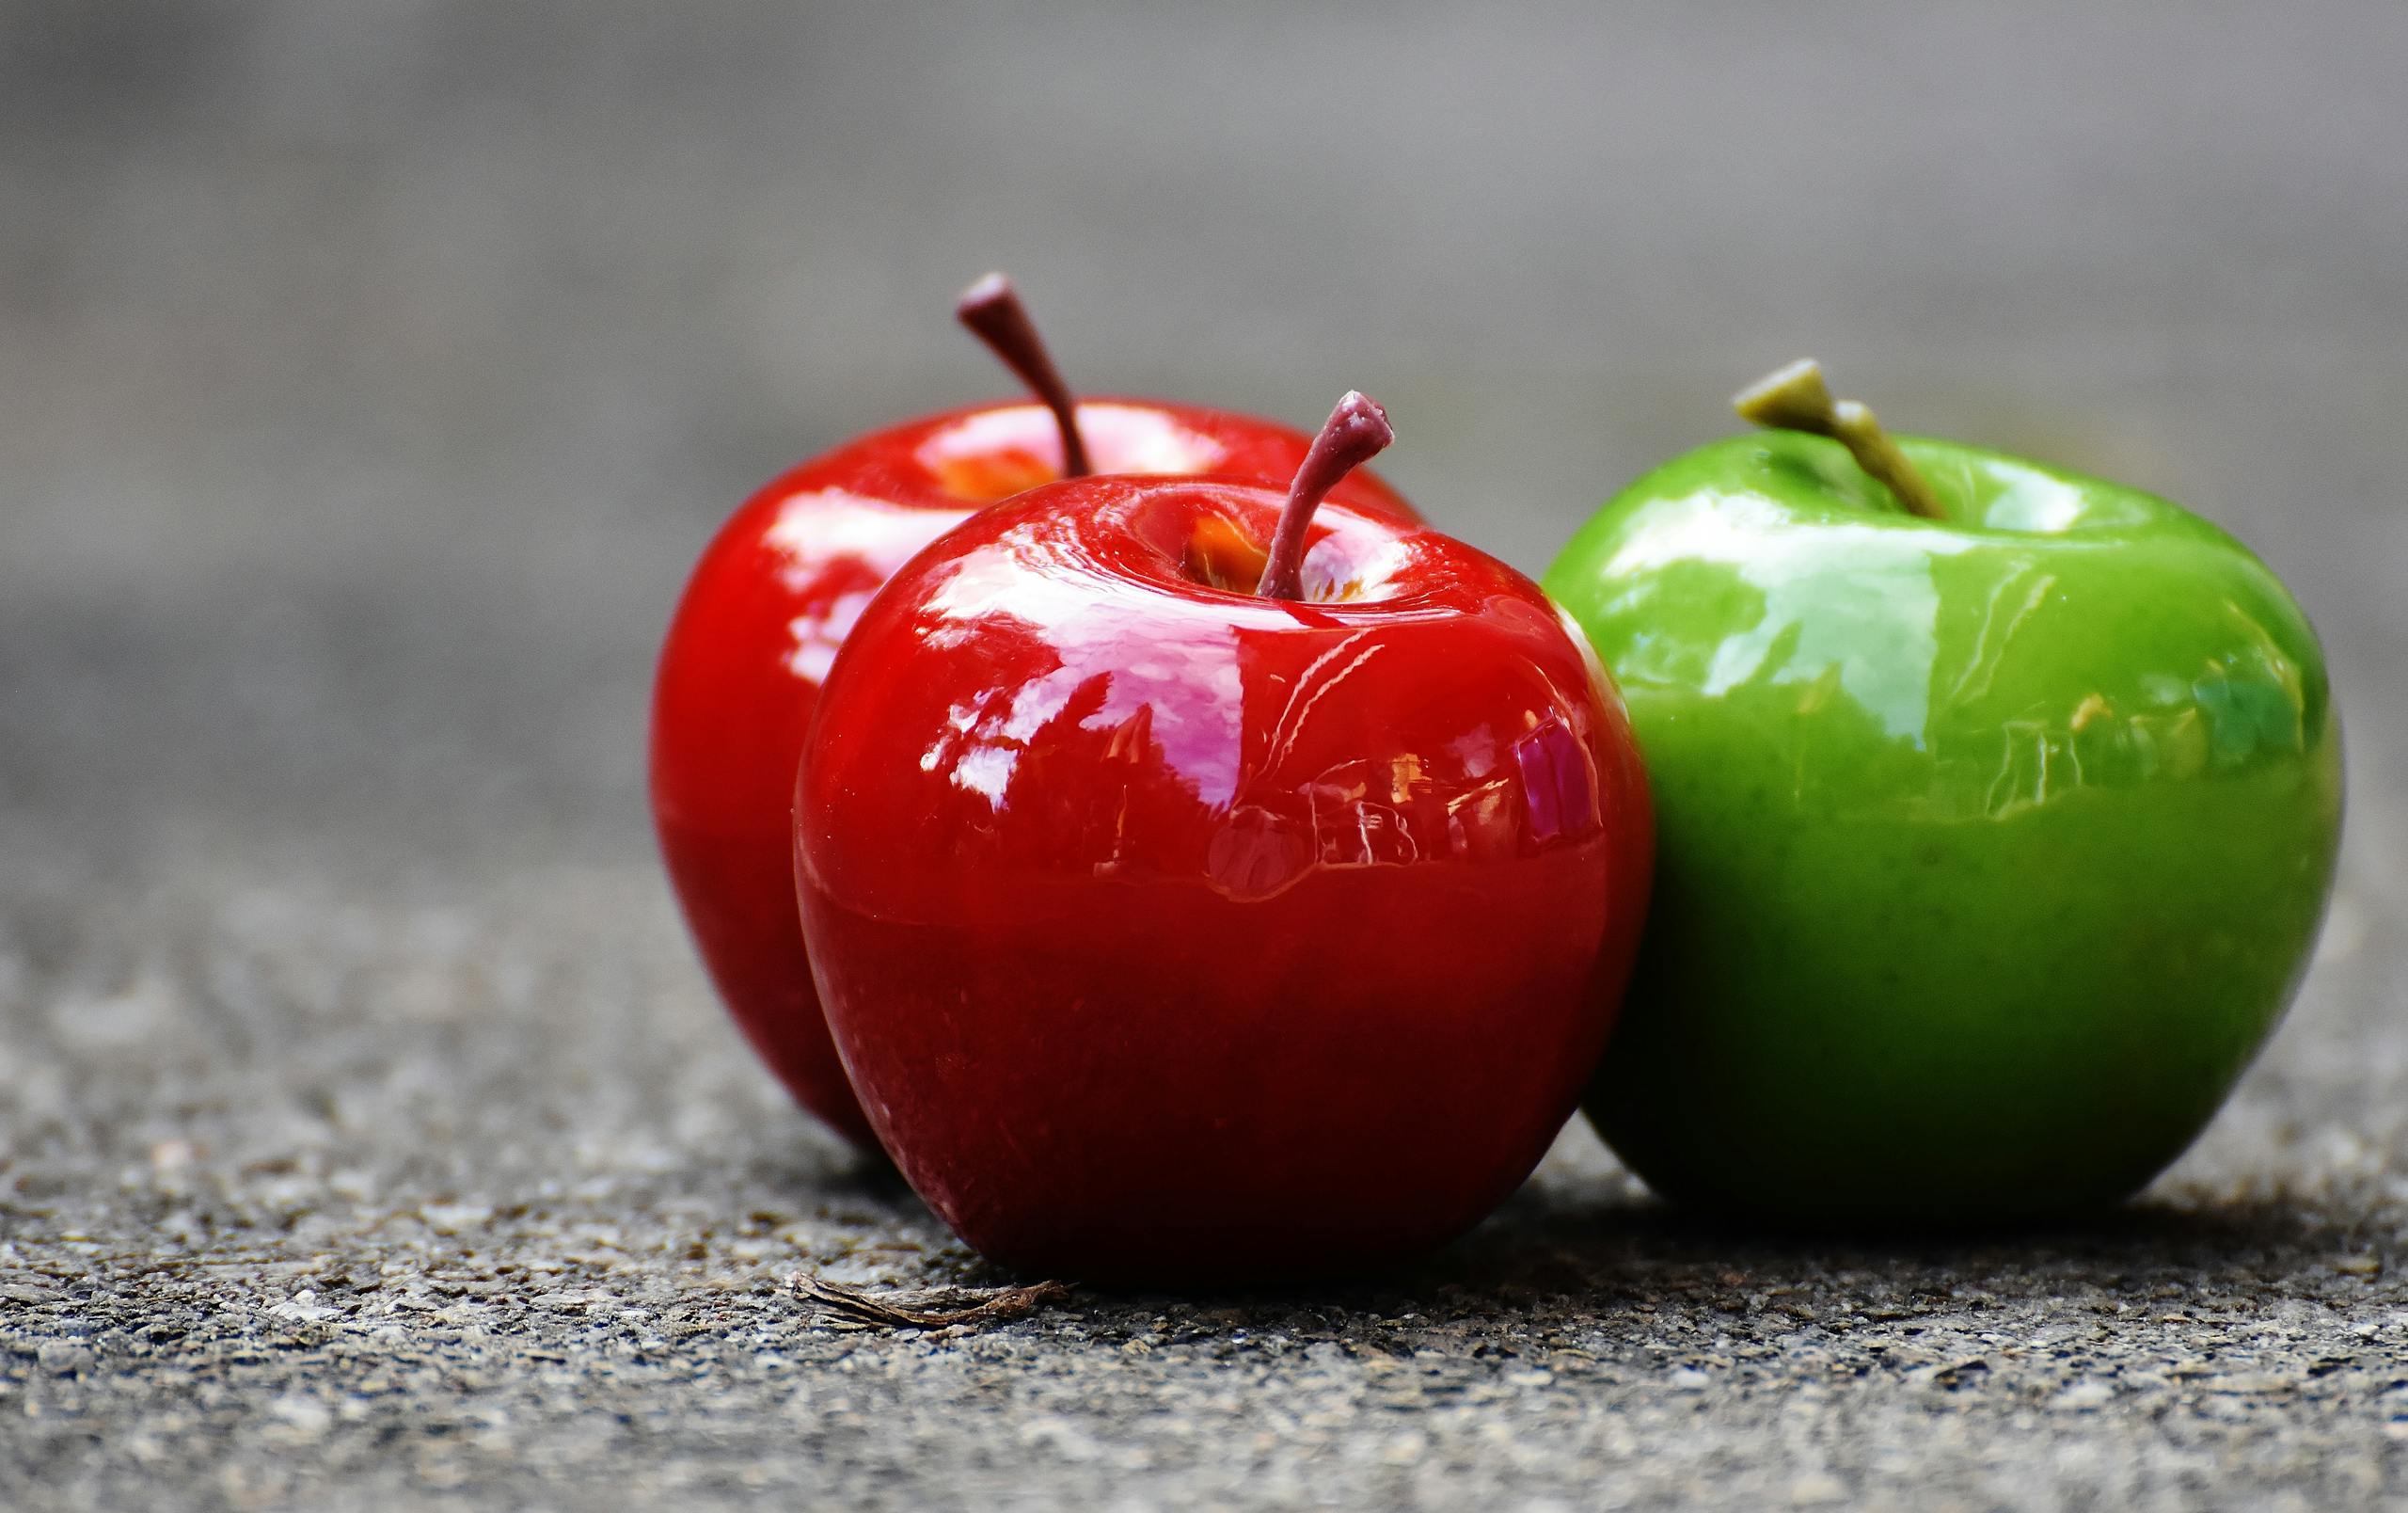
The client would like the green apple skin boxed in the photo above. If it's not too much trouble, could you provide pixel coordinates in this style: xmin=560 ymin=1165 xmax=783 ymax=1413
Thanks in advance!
xmin=1544 ymin=432 xmax=2342 ymax=1224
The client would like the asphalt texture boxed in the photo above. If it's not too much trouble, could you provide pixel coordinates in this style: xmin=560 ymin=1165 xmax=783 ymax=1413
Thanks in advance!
xmin=6 ymin=5 xmax=2408 ymax=1508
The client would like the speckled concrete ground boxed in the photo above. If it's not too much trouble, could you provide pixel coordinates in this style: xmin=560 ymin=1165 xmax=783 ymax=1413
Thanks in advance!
xmin=6 ymin=5 xmax=2408 ymax=1508
xmin=4 ymin=817 xmax=2405 ymax=1511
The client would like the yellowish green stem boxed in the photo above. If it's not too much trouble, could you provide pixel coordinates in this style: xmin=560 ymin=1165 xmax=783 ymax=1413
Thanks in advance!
xmin=1734 ymin=358 xmax=1944 ymax=521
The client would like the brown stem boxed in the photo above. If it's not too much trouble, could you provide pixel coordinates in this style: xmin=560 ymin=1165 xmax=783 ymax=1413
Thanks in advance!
xmin=1257 ymin=391 xmax=1394 ymax=600
xmin=793 ymin=1274 xmax=1071 ymax=1329
xmin=1733 ymin=358 xmax=1943 ymax=520
xmin=956 ymin=272 xmax=1090 ymax=478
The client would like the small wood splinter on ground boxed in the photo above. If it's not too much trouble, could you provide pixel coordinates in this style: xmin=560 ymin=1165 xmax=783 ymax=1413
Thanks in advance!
xmin=791 ymin=1274 xmax=1072 ymax=1330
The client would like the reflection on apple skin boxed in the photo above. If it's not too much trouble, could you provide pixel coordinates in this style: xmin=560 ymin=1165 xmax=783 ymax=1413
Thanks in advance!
xmin=794 ymin=477 xmax=1654 ymax=1283
xmin=890 ymin=483 xmax=1605 ymax=886
xmin=1546 ymin=430 xmax=2344 ymax=1223
xmin=651 ymin=400 xmax=1419 ymax=1148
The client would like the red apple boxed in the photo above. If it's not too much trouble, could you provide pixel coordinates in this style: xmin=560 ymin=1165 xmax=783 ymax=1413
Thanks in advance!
xmin=794 ymin=394 xmax=1653 ymax=1282
xmin=650 ymin=279 xmax=1416 ymax=1147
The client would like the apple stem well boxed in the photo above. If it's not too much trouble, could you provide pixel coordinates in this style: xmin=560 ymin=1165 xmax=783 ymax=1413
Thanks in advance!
xmin=1733 ymin=358 xmax=1944 ymax=521
xmin=1257 ymin=391 xmax=1395 ymax=600
xmin=957 ymin=272 xmax=1091 ymax=478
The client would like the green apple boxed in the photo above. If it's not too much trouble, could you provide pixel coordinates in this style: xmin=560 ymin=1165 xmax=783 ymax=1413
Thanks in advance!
xmin=1544 ymin=361 xmax=2343 ymax=1223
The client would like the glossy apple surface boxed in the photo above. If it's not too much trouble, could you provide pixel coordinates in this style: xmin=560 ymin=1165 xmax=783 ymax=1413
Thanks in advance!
xmin=650 ymin=401 xmax=1414 ymax=1147
xmin=794 ymin=476 xmax=1651 ymax=1282
xmin=1544 ymin=431 xmax=2343 ymax=1222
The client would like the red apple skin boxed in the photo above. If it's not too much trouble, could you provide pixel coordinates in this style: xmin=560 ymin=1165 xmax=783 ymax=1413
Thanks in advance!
xmin=650 ymin=402 xmax=1417 ymax=1148
xmin=793 ymin=477 xmax=1651 ymax=1282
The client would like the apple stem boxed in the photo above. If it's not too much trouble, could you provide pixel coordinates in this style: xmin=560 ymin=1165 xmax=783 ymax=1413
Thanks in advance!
xmin=957 ymin=272 xmax=1091 ymax=478
xmin=1734 ymin=359 xmax=1944 ymax=520
xmin=1257 ymin=391 xmax=1395 ymax=600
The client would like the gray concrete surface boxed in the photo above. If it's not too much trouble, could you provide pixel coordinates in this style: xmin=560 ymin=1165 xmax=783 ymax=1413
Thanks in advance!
xmin=4 ymin=4 xmax=2406 ymax=1507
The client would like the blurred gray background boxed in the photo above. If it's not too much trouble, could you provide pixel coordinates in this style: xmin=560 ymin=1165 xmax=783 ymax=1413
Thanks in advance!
xmin=4 ymin=4 xmax=2406 ymax=1509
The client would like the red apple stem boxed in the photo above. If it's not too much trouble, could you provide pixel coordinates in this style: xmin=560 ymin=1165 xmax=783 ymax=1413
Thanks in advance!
xmin=1733 ymin=358 xmax=1944 ymax=520
xmin=1257 ymin=391 xmax=1394 ymax=600
xmin=957 ymin=272 xmax=1091 ymax=478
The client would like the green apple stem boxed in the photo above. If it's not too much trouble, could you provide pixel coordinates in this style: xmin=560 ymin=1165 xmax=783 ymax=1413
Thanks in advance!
xmin=1734 ymin=359 xmax=1944 ymax=521
xmin=1258 ymin=391 xmax=1394 ymax=600
xmin=957 ymin=272 xmax=1091 ymax=478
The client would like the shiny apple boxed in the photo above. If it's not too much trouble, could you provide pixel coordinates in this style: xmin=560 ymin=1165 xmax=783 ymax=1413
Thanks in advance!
xmin=796 ymin=395 xmax=1653 ymax=1281
xmin=1544 ymin=360 xmax=2343 ymax=1223
xmin=650 ymin=279 xmax=1412 ymax=1145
